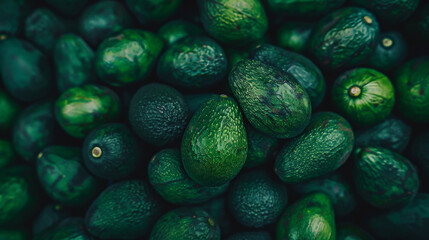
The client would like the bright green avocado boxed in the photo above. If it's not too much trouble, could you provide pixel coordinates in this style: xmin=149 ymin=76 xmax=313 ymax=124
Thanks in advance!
xmin=309 ymin=7 xmax=379 ymax=70
xmin=351 ymin=0 xmax=419 ymax=23
xmin=225 ymin=231 xmax=272 ymax=240
xmin=0 ymin=229 xmax=29 ymax=240
xmin=126 ymin=0 xmax=182 ymax=24
xmin=45 ymin=0 xmax=88 ymax=16
xmin=368 ymin=31 xmax=407 ymax=72
xmin=277 ymin=22 xmax=313 ymax=54
xmin=184 ymin=93 xmax=217 ymax=114
xmin=157 ymin=36 xmax=227 ymax=90
xmin=0 ymin=89 xmax=20 ymax=131
xmin=34 ymin=218 xmax=95 ymax=240
xmin=129 ymin=83 xmax=189 ymax=146
xmin=37 ymin=145 xmax=103 ymax=207
xmin=267 ymin=0 xmax=345 ymax=18
xmin=410 ymin=131 xmax=429 ymax=174
xmin=33 ymin=204 xmax=71 ymax=235
xmin=332 ymin=68 xmax=395 ymax=127
xmin=245 ymin=126 xmax=279 ymax=168
xmin=148 ymin=148 xmax=229 ymax=205
xmin=228 ymin=170 xmax=288 ymax=228
xmin=198 ymin=0 xmax=268 ymax=46
xmin=276 ymin=192 xmax=336 ymax=240
xmin=0 ymin=139 xmax=15 ymax=170
xmin=353 ymin=147 xmax=419 ymax=208
xmin=229 ymin=59 xmax=311 ymax=138
xmin=394 ymin=57 xmax=429 ymax=123
xmin=181 ymin=95 xmax=247 ymax=187
xmin=53 ymin=33 xmax=96 ymax=93
xmin=336 ymin=223 xmax=374 ymax=240
xmin=55 ymin=84 xmax=121 ymax=138
xmin=158 ymin=20 xmax=204 ymax=46
xmin=149 ymin=207 xmax=220 ymax=240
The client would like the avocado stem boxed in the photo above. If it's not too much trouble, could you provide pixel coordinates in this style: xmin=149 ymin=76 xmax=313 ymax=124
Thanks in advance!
xmin=92 ymin=147 xmax=102 ymax=158
xmin=363 ymin=16 xmax=373 ymax=25
xmin=349 ymin=86 xmax=362 ymax=97
xmin=382 ymin=38 xmax=393 ymax=48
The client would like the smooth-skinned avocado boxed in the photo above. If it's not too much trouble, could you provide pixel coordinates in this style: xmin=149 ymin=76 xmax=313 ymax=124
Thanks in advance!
xmin=275 ymin=112 xmax=354 ymax=183
xmin=351 ymin=0 xmax=419 ymax=23
xmin=267 ymin=0 xmax=345 ymax=18
xmin=34 ymin=218 xmax=95 ymax=240
xmin=245 ymin=126 xmax=280 ymax=168
xmin=277 ymin=21 xmax=313 ymax=54
xmin=229 ymin=59 xmax=312 ymax=138
xmin=126 ymin=0 xmax=182 ymax=24
xmin=368 ymin=31 xmax=407 ymax=72
xmin=181 ymin=95 xmax=247 ymax=187
xmin=32 ymin=204 xmax=71 ymax=235
xmin=0 ymin=89 xmax=20 ymax=131
xmin=157 ymin=20 xmax=204 ymax=46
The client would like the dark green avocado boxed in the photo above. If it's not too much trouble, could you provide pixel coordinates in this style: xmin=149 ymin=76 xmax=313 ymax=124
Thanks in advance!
xmin=0 ymin=0 xmax=33 ymax=36
xmin=148 ymin=148 xmax=229 ymax=205
xmin=157 ymin=20 xmax=204 ymax=46
xmin=351 ymin=0 xmax=419 ymax=23
xmin=275 ymin=112 xmax=354 ymax=183
xmin=368 ymin=31 xmax=407 ymax=72
xmin=309 ymin=7 xmax=379 ymax=70
xmin=267 ymin=0 xmax=345 ymax=18
xmin=0 ymin=139 xmax=15 ymax=170
xmin=276 ymin=192 xmax=336 ymax=240
xmin=229 ymin=59 xmax=311 ymax=138
xmin=0 ymin=89 xmax=20 ymax=131
xmin=55 ymin=84 xmax=121 ymax=138
xmin=149 ymin=207 xmax=220 ymax=240
xmin=85 ymin=180 xmax=164 ymax=239
xmin=332 ymin=68 xmax=395 ymax=127
xmin=184 ymin=93 xmax=217 ymax=114
xmin=245 ymin=126 xmax=279 ymax=168
xmin=336 ymin=223 xmax=375 ymax=240
xmin=0 ymin=38 xmax=52 ymax=102
xmin=126 ymin=0 xmax=182 ymax=24
xmin=277 ymin=22 xmax=313 ymax=54
xmin=34 ymin=218 xmax=95 ymax=240
xmin=406 ymin=3 xmax=429 ymax=42
xmin=199 ymin=197 xmax=232 ymax=236
xmin=353 ymin=147 xmax=419 ymax=208
xmin=0 ymin=229 xmax=28 ymax=240
xmin=181 ymin=95 xmax=247 ymax=187
xmin=95 ymin=29 xmax=164 ymax=87
xmin=394 ymin=57 xmax=429 ymax=123
xmin=225 ymin=231 xmax=272 ymax=240
xmin=409 ymin=131 xmax=429 ymax=174
xmin=228 ymin=170 xmax=288 ymax=228
xmin=157 ymin=36 xmax=227 ymax=90
xmin=45 ymin=0 xmax=88 ymax=16
xmin=129 ymin=83 xmax=189 ymax=146
xmin=33 ymin=204 xmax=71 ymax=235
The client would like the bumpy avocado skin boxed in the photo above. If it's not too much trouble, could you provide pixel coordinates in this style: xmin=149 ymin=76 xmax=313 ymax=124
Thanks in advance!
xmin=55 ymin=84 xmax=121 ymax=138
xmin=181 ymin=95 xmax=247 ymax=187
xmin=292 ymin=173 xmax=357 ymax=217
xmin=309 ymin=7 xmax=379 ymax=70
xmin=245 ymin=127 xmax=279 ymax=168
xmin=158 ymin=20 xmax=204 ymax=46
xmin=275 ymin=112 xmax=354 ymax=183
xmin=78 ymin=1 xmax=133 ymax=46
xmin=368 ymin=32 xmax=407 ymax=72
xmin=407 ymin=4 xmax=429 ymax=42
xmin=267 ymin=0 xmax=345 ymax=18
xmin=13 ymin=101 xmax=57 ymax=162
xmin=95 ymin=29 xmax=163 ymax=87
xmin=129 ymin=83 xmax=189 ymax=146
xmin=368 ymin=193 xmax=429 ymax=240
xmin=410 ymin=131 xmax=429 ymax=174
xmin=126 ymin=0 xmax=182 ymax=24
xmin=149 ymin=148 xmax=229 ymax=205
xmin=228 ymin=170 xmax=288 ymax=228
xmin=225 ymin=231 xmax=272 ymax=240
xmin=198 ymin=0 xmax=268 ymax=46
xmin=199 ymin=197 xmax=232 ymax=236
xmin=351 ymin=0 xmax=419 ymax=23
xmin=394 ymin=57 xmax=429 ymax=123
xmin=0 ymin=0 xmax=33 ymax=35
xmin=184 ymin=93 xmax=217 ymax=114
xmin=149 ymin=207 xmax=220 ymax=240
xmin=157 ymin=36 xmax=227 ymax=89
xmin=85 ymin=180 xmax=164 ymax=239
xmin=0 ymin=90 xmax=20 ymax=131
xmin=0 ymin=38 xmax=52 ymax=102
xmin=45 ymin=0 xmax=88 ymax=16
xmin=355 ymin=116 xmax=411 ymax=153
xmin=336 ymin=223 xmax=375 ymax=240
xmin=0 ymin=139 xmax=15 ymax=170
xmin=353 ymin=147 xmax=419 ymax=209
xmin=277 ymin=22 xmax=313 ymax=54
xmin=332 ymin=68 xmax=395 ymax=127
xmin=34 ymin=218 xmax=95 ymax=240
xmin=0 ymin=165 xmax=41 ymax=227
xmin=252 ymin=44 xmax=326 ymax=108
xmin=0 ymin=229 xmax=29 ymax=240
xmin=54 ymin=34 xmax=96 ymax=93
xmin=37 ymin=145 xmax=103 ymax=207
xmin=33 ymin=204 xmax=71 ymax=235
xmin=229 ymin=59 xmax=311 ymax=138
xmin=276 ymin=192 xmax=336 ymax=240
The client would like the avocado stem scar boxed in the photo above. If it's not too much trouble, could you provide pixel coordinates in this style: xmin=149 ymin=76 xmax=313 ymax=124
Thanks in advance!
xmin=92 ymin=147 xmax=102 ymax=158
xmin=37 ymin=152 xmax=43 ymax=159
xmin=363 ymin=16 xmax=373 ymax=24
xmin=349 ymin=86 xmax=362 ymax=97
xmin=220 ymin=94 xmax=228 ymax=98
xmin=208 ymin=217 xmax=215 ymax=226
xmin=382 ymin=38 xmax=393 ymax=48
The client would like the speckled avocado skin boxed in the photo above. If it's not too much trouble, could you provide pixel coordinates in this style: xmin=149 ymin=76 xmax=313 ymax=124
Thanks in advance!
xmin=275 ymin=112 xmax=354 ymax=183
xmin=34 ymin=218 xmax=95 ymax=240
xmin=368 ymin=31 xmax=407 ymax=72
xmin=353 ymin=147 xmax=419 ymax=209
xmin=267 ymin=0 xmax=345 ymax=18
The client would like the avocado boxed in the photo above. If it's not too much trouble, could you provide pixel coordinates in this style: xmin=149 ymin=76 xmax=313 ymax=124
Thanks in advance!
xmin=85 ymin=180 xmax=164 ymax=239
xmin=129 ymin=83 xmax=189 ymax=146
xmin=198 ymin=0 xmax=268 ymax=46
xmin=126 ymin=0 xmax=182 ymax=24
xmin=229 ymin=59 xmax=311 ymax=138
xmin=181 ymin=94 xmax=247 ymax=186
xmin=355 ymin=115 xmax=411 ymax=153
xmin=78 ymin=1 xmax=133 ymax=46
xmin=13 ymin=101 xmax=58 ymax=162
xmin=0 ymin=165 xmax=41 ymax=227
xmin=353 ymin=147 xmax=419 ymax=208
xmin=55 ymin=84 xmax=121 ymax=138
xmin=225 ymin=231 xmax=271 ymax=240
xmin=95 ymin=29 xmax=163 ymax=87
xmin=149 ymin=148 xmax=229 ymax=205
xmin=0 ymin=139 xmax=15 ymax=170
xmin=53 ymin=33 xmax=96 ymax=93
xmin=267 ymin=0 xmax=345 ymax=18
xmin=332 ymin=68 xmax=395 ymax=127
xmin=368 ymin=31 xmax=407 ymax=72
xmin=394 ymin=57 xmax=429 ymax=123
xmin=276 ymin=192 xmax=335 ymax=240
xmin=409 ymin=131 xmax=429 ymax=174
xmin=0 ymin=38 xmax=52 ymax=102
xmin=245 ymin=126 xmax=279 ymax=168
xmin=45 ymin=0 xmax=88 ymax=16
xmin=199 ymin=197 xmax=232 ymax=235
xmin=0 ymin=229 xmax=29 ymax=240
xmin=277 ymin=22 xmax=313 ymax=54
xmin=336 ymin=223 xmax=374 ymax=240
xmin=157 ymin=36 xmax=227 ymax=90
xmin=149 ymin=207 xmax=220 ymax=240
xmin=0 ymin=88 xmax=20 ymax=131
xmin=34 ymin=218 xmax=95 ymax=240
xmin=0 ymin=0 xmax=33 ymax=35
xmin=37 ymin=145 xmax=103 ymax=207
xmin=368 ymin=193 xmax=429 ymax=240
xmin=406 ymin=4 xmax=429 ymax=42
xmin=275 ymin=112 xmax=354 ymax=183
xmin=158 ymin=20 xmax=204 ymax=46
xmin=309 ymin=7 xmax=379 ymax=70
xmin=251 ymin=44 xmax=326 ymax=108
xmin=33 ymin=204 xmax=71 ymax=235
xmin=228 ymin=170 xmax=287 ymax=228
xmin=184 ymin=93 xmax=217 ymax=114
xmin=83 ymin=123 xmax=142 ymax=180
xmin=351 ymin=0 xmax=419 ymax=23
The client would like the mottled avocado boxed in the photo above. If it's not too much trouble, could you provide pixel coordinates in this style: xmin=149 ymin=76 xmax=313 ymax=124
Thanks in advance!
xmin=0 ymin=139 xmax=15 ymax=170
xmin=336 ymin=223 xmax=375 ymax=240
xmin=277 ymin=22 xmax=313 ymax=54
xmin=225 ymin=231 xmax=272 ymax=240
xmin=34 ymin=218 xmax=95 ymax=240
xmin=184 ymin=93 xmax=217 ymax=114
xmin=32 ymin=204 xmax=71 ymax=235
xmin=351 ymin=0 xmax=419 ymax=23
xmin=45 ymin=0 xmax=88 ymax=16
xmin=126 ymin=0 xmax=182 ymax=24
xmin=0 ymin=89 xmax=20 ymax=131
xmin=267 ymin=0 xmax=345 ymax=18
xmin=409 ymin=131 xmax=429 ymax=174
xmin=244 ymin=126 xmax=279 ymax=168
xmin=158 ymin=20 xmax=204 ymax=46
xmin=368 ymin=31 xmax=407 ymax=72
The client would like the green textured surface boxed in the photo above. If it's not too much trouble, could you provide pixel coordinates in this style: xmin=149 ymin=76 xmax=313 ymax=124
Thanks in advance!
xmin=0 ymin=139 xmax=15 ymax=170
xmin=351 ymin=0 xmax=419 ymax=23
xmin=277 ymin=22 xmax=313 ymax=54
xmin=0 ymin=0 xmax=33 ymax=35
xmin=353 ymin=147 xmax=419 ymax=208
xmin=199 ymin=197 xmax=232 ymax=235
xmin=45 ymin=0 xmax=88 ymax=16
xmin=184 ymin=93 xmax=217 ymax=114
xmin=158 ymin=20 xmax=204 ymax=46
xmin=0 ymin=89 xmax=20 ymax=131
xmin=181 ymin=95 xmax=247 ymax=187
xmin=336 ymin=223 xmax=374 ymax=240
xmin=34 ymin=218 xmax=95 ymax=240
xmin=244 ymin=127 xmax=279 ymax=168
xmin=410 ymin=131 xmax=429 ymax=173
xmin=267 ymin=0 xmax=345 ymax=18
xmin=0 ymin=229 xmax=29 ymax=240
xmin=275 ymin=112 xmax=354 ymax=183
xmin=126 ymin=0 xmax=182 ymax=24
xmin=368 ymin=32 xmax=407 ymax=72
xmin=33 ymin=204 xmax=71 ymax=235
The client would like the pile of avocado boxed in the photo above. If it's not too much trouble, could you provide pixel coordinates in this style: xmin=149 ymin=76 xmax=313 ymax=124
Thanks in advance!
xmin=1 ymin=0 xmax=429 ymax=239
